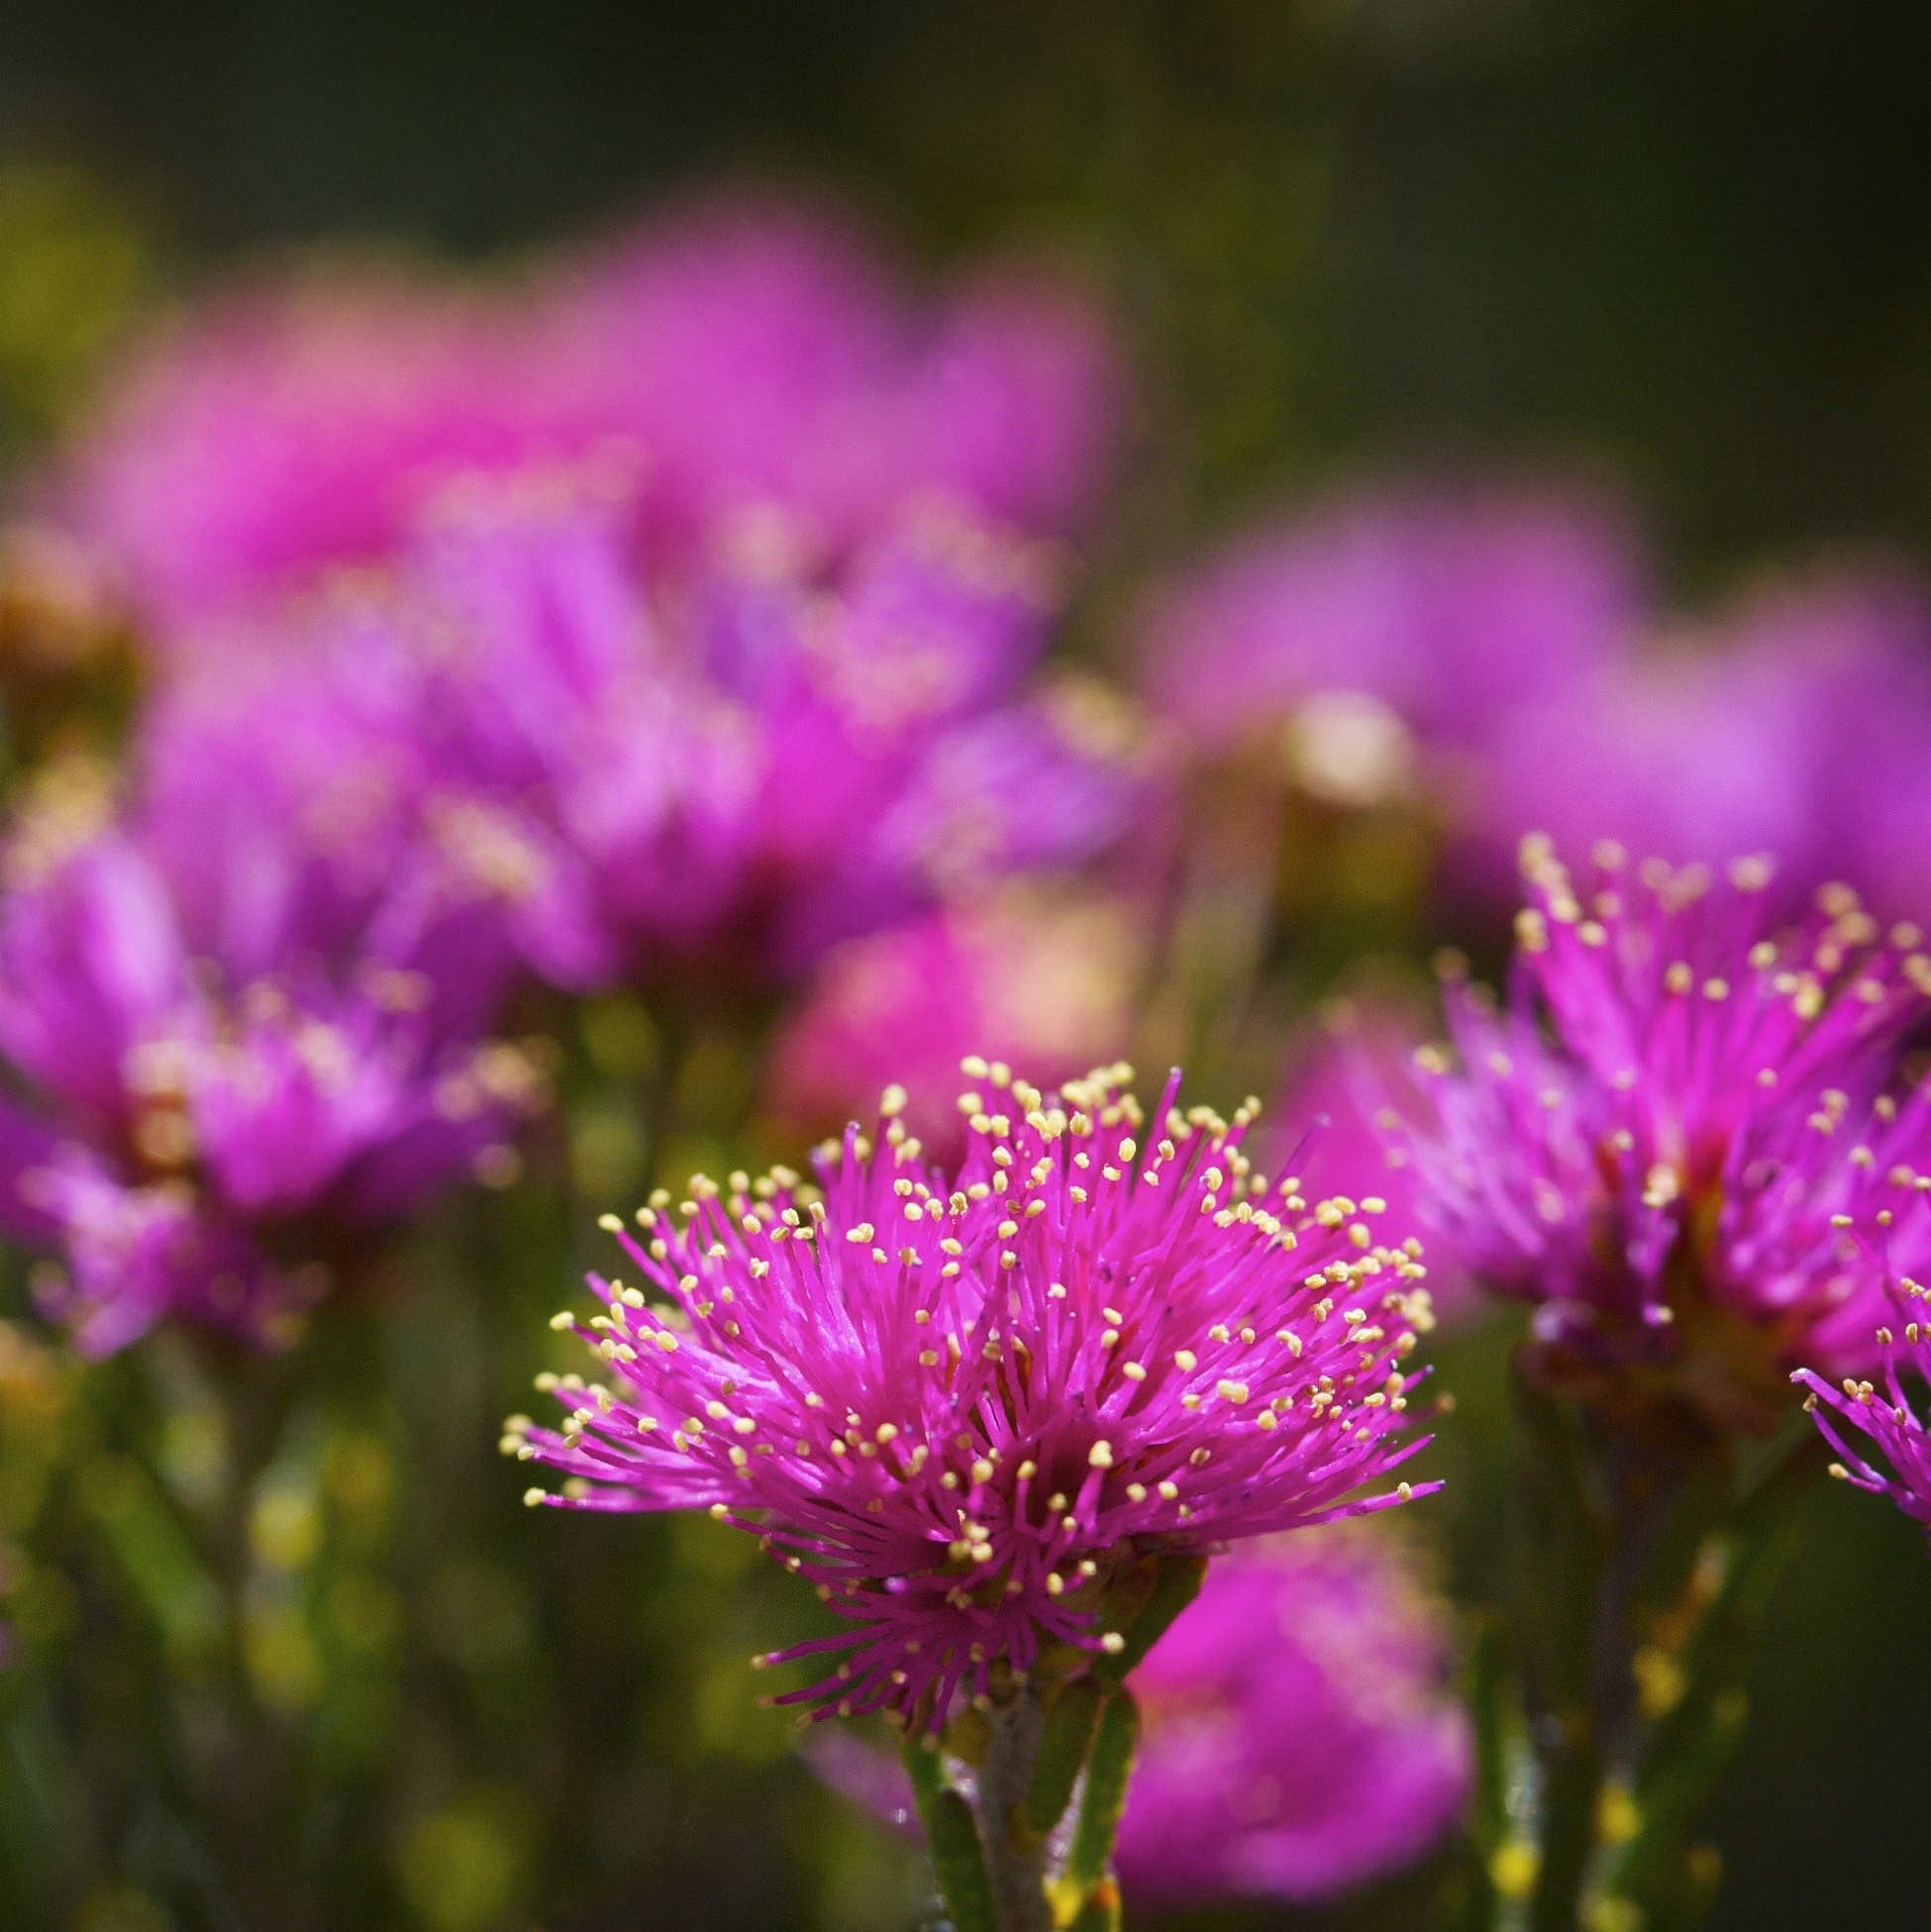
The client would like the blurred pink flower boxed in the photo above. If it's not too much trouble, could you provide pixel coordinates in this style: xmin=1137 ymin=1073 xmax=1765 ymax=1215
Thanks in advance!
xmin=1478 ymin=570 xmax=1931 ymax=918
xmin=1115 ymin=1527 xmax=1471 ymax=1907
xmin=57 ymin=200 xmax=1120 ymax=654
xmin=1137 ymin=478 xmax=1641 ymax=792
xmin=763 ymin=888 xmax=1147 ymax=1158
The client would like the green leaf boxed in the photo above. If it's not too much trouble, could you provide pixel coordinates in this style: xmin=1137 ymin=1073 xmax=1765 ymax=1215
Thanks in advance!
xmin=1063 ymin=1687 xmax=1140 ymax=1902
xmin=900 ymin=1737 xmax=997 ymax=1932
xmin=1025 ymin=1675 xmax=1107 ymax=1838
xmin=1092 ymin=1553 xmax=1206 ymax=1687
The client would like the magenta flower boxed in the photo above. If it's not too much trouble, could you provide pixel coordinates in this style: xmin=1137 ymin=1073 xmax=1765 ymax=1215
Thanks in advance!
xmin=1115 ymin=1527 xmax=1471 ymax=1907
xmin=806 ymin=1525 xmax=1472 ymax=1908
xmin=1270 ymin=1014 xmax=1478 ymax=1325
xmin=1137 ymin=480 xmax=1639 ymax=785
xmin=0 ymin=757 xmax=548 ymax=1356
xmin=763 ymin=889 xmax=1147 ymax=1161
xmin=192 ymin=477 xmax=1152 ymax=996
xmin=539 ymin=203 xmax=1121 ymax=561
xmin=1794 ymin=1294 xmax=1931 ymax=1539
xmin=1389 ymin=840 xmax=1931 ymax=1417
xmin=59 ymin=266 xmax=539 ymax=639
xmin=58 ymin=201 xmax=1119 ymax=654
xmin=1479 ymin=571 xmax=1931 ymax=919
xmin=513 ymin=1064 xmax=1437 ymax=1723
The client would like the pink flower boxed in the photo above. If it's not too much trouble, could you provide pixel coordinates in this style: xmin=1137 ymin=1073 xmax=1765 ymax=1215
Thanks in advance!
xmin=58 ymin=201 xmax=1120 ymax=653
xmin=803 ymin=1524 xmax=1473 ymax=1909
xmin=1479 ymin=570 xmax=1931 ymax=917
xmin=1137 ymin=480 xmax=1639 ymax=778
xmin=1270 ymin=1012 xmax=1478 ymax=1325
xmin=763 ymin=890 xmax=1147 ymax=1160
xmin=1390 ymin=840 xmax=1931 ymax=1418
xmin=1115 ymin=1527 xmax=1471 ymax=1906
xmin=514 ymin=1064 xmax=1437 ymax=1723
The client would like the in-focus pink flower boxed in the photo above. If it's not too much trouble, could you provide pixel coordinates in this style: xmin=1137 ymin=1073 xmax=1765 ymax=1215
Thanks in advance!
xmin=1389 ymin=839 xmax=1931 ymax=1422
xmin=513 ymin=1065 xmax=1438 ymax=1723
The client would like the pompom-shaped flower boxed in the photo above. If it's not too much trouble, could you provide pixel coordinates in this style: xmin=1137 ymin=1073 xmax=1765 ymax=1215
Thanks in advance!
xmin=1392 ymin=838 xmax=1931 ymax=1425
xmin=514 ymin=1063 xmax=1437 ymax=1724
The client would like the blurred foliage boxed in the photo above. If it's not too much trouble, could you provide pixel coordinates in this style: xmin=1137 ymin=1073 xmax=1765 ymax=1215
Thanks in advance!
xmin=0 ymin=3 xmax=1928 ymax=1929
xmin=0 ymin=163 xmax=148 ymax=452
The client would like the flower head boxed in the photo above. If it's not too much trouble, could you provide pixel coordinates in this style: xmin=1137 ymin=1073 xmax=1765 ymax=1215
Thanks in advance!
xmin=764 ymin=888 xmax=1147 ymax=1161
xmin=1114 ymin=1526 xmax=1472 ymax=1906
xmin=1138 ymin=481 xmax=1638 ymax=788
xmin=60 ymin=201 xmax=1119 ymax=653
xmin=0 ymin=749 xmax=548 ymax=1355
xmin=193 ymin=476 xmax=1154 ymax=997
xmin=1391 ymin=839 xmax=1931 ymax=1422
xmin=514 ymin=1063 xmax=1436 ymax=1724
xmin=1480 ymin=571 xmax=1931 ymax=919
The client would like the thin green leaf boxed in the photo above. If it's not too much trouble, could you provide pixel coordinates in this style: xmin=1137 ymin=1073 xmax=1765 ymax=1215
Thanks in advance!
xmin=1024 ymin=1676 xmax=1106 ymax=1838
xmin=1063 ymin=1687 xmax=1140 ymax=1901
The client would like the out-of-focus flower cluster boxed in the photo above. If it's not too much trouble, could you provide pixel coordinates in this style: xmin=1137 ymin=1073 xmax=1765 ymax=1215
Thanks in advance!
xmin=1135 ymin=479 xmax=1931 ymax=923
xmin=9 ymin=162 xmax=1931 ymax=1932
xmin=1116 ymin=1526 xmax=1471 ymax=1907
xmin=0 ymin=200 xmax=1153 ymax=1354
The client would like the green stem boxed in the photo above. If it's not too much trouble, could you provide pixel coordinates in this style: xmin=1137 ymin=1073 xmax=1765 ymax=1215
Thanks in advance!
xmin=901 ymin=1735 xmax=996 ymax=1932
xmin=974 ymin=1686 xmax=1052 ymax=1932
xmin=1528 ymin=1728 xmax=1602 ymax=1932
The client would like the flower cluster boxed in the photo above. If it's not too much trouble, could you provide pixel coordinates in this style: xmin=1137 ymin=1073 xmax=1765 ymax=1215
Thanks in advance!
xmin=162 ymin=477 xmax=1152 ymax=995
xmin=1115 ymin=1526 xmax=1472 ymax=1907
xmin=1485 ymin=572 xmax=1931 ymax=921
xmin=42 ymin=206 xmax=1148 ymax=1004
xmin=1136 ymin=490 xmax=1639 ymax=791
xmin=1136 ymin=481 xmax=1639 ymax=825
xmin=61 ymin=201 xmax=1119 ymax=651
xmin=1388 ymin=839 xmax=1931 ymax=1418
xmin=513 ymin=1063 xmax=1437 ymax=1723
xmin=0 ymin=203 xmax=1149 ymax=1359
xmin=0 ymin=747 xmax=548 ymax=1356
xmin=1135 ymin=482 xmax=1931 ymax=940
